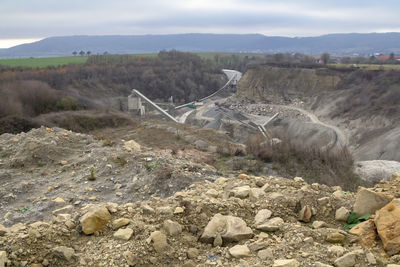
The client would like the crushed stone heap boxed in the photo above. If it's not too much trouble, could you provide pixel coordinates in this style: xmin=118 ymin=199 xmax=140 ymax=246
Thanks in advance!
xmin=1 ymin=169 xmax=400 ymax=266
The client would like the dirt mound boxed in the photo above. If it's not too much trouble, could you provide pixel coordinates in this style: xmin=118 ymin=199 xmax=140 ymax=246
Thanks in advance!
xmin=0 ymin=126 xmax=219 ymax=226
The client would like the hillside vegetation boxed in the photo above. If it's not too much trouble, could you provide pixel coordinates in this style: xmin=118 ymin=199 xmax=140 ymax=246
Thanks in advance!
xmin=235 ymin=64 xmax=400 ymax=162
xmin=0 ymin=51 xmax=226 ymax=134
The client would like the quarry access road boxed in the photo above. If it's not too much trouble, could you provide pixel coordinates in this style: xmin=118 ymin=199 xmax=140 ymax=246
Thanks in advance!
xmin=270 ymin=104 xmax=348 ymax=149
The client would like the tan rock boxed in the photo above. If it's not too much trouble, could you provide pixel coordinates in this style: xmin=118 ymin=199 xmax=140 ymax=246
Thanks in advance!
xmin=257 ymin=217 xmax=284 ymax=232
xmin=272 ymin=259 xmax=300 ymax=267
xmin=374 ymin=199 xmax=400 ymax=255
xmin=52 ymin=246 xmax=75 ymax=261
xmin=80 ymin=205 xmax=111 ymax=235
xmin=254 ymin=209 xmax=272 ymax=226
xmin=326 ymin=232 xmax=346 ymax=244
xmin=335 ymin=207 xmax=350 ymax=222
xmin=348 ymin=219 xmax=376 ymax=247
xmin=230 ymin=186 xmax=250 ymax=199
xmin=0 ymin=251 xmax=7 ymax=267
xmin=124 ymin=140 xmax=141 ymax=152
xmin=229 ymin=245 xmax=251 ymax=258
xmin=112 ymin=218 xmax=130 ymax=230
xmin=53 ymin=197 xmax=65 ymax=203
xmin=249 ymin=188 xmax=265 ymax=201
xmin=150 ymin=231 xmax=168 ymax=253
xmin=174 ymin=207 xmax=184 ymax=214
xmin=312 ymin=221 xmax=328 ymax=229
xmin=205 ymin=189 xmax=219 ymax=198
xmin=0 ymin=224 xmax=8 ymax=236
xmin=52 ymin=205 xmax=73 ymax=215
xmin=238 ymin=173 xmax=250 ymax=180
xmin=163 ymin=220 xmax=182 ymax=236
xmin=353 ymin=188 xmax=393 ymax=215
xmin=298 ymin=205 xmax=312 ymax=222
xmin=333 ymin=252 xmax=356 ymax=267
xmin=200 ymin=213 xmax=253 ymax=243
xmin=187 ymin=248 xmax=199 ymax=259
xmin=114 ymin=228 xmax=133 ymax=241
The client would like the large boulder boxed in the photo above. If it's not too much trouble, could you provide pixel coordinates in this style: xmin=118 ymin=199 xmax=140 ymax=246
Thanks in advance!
xmin=80 ymin=205 xmax=111 ymax=235
xmin=348 ymin=219 xmax=376 ymax=247
xmin=374 ymin=199 xmax=400 ymax=255
xmin=200 ymin=214 xmax=253 ymax=244
xmin=353 ymin=188 xmax=393 ymax=215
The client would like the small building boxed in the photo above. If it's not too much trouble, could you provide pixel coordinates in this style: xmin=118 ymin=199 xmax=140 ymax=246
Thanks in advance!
xmin=128 ymin=95 xmax=145 ymax=115
xmin=378 ymin=55 xmax=400 ymax=61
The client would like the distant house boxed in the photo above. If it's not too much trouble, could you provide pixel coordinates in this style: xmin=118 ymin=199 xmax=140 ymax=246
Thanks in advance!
xmin=378 ymin=55 xmax=400 ymax=61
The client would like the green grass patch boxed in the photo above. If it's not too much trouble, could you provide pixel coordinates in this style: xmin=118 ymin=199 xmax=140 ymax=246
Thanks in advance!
xmin=0 ymin=56 xmax=88 ymax=68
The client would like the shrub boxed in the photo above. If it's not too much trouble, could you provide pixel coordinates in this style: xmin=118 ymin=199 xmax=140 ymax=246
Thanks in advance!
xmin=245 ymin=132 xmax=364 ymax=191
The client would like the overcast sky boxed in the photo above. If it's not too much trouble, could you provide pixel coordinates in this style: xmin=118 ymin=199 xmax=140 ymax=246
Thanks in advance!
xmin=1 ymin=0 xmax=400 ymax=48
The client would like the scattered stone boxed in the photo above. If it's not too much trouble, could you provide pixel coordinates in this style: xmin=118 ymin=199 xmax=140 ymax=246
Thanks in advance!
xmin=0 ymin=251 xmax=7 ymax=267
xmin=374 ymin=199 xmax=400 ymax=255
xmin=335 ymin=207 xmax=350 ymax=222
xmin=312 ymin=221 xmax=328 ymax=229
xmin=0 ymin=224 xmax=8 ymax=236
xmin=163 ymin=220 xmax=182 ymax=236
xmin=257 ymin=217 xmax=284 ymax=232
xmin=249 ymin=188 xmax=265 ymax=201
xmin=365 ymin=252 xmax=376 ymax=265
xmin=248 ymin=240 xmax=269 ymax=251
xmin=53 ymin=197 xmax=65 ymax=203
xmin=315 ymin=263 xmax=333 ymax=267
xmin=294 ymin=177 xmax=304 ymax=182
xmin=353 ymin=188 xmax=393 ymax=215
xmin=269 ymin=192 xmax=285 ymax=201
xmin=52 ymin=205 xmax=73 ymax=215
xmin=114 ymin=228 xmax=133 ymax=241
xmin=326 ymin=232 xmax=346 ymax=244
xmin=123 ymin=251 xmax=136 ymax=266
xmin=205 ymin=189 xmax=219 ymax=198
xmin=187 ymin=248 xmax=199 ymax=259
xmin=254 ymin=209 xmax=272 ymax=226
xmin=112 ymin=218 xmax=130 ymax=230
xmin=52 ymin=246 xmax=75 ymax=261
xmin=333 ymin=190 xmax=345 ymax=198
xmin=124 ymin=140 xmax=141 ymax=152
xmin=200 ymin=214 xmax=253 ymax=243
xmin=230 ymin=186 xmax=250 ymax=199
xmin=333 ymin=252 xmax=356 ymax=267
xmin=272 ymin=259 xmax=300 ymax=267
xmin=141 ymin=204 xmax=155 ymax=214
xmin=298 ymin=205 xmax=312 ymax=222
xmin=328 ymin=246 xmax=345 ymax=257
xmin=229 ymin=245 xmax=251 ymax=258
xmin=348 ymin=219 xmax=376 ymax=247
xmin=150 ymin=231 xmax=168 ymax=253
xmin=80 ymin=205 xmax=111 ymax=235
xmin=174 ymin=207 xmax=184 ymax=214
xmin=238 ymin=173 xmax=250 ymax=180
xmin=213 ymin=233 xmax=223 ymax=247
xmin=257 ymin=248 xmax=273 ymax=260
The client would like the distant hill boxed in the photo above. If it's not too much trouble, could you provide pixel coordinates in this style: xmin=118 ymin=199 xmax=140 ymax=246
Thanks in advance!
xmin=1 ymin=33 xmax=400 ymax=58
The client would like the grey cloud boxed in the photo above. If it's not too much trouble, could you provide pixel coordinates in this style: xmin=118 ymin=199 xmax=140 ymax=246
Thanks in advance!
xmin=1 ymin=0 xmax=400 ymax=39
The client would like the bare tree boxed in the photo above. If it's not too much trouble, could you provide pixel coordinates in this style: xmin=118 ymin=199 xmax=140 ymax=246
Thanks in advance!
xmin=321 ymin=53 xmax=330 ymax=65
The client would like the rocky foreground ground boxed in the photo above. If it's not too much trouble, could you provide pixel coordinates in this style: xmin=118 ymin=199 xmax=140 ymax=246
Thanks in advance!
xmin=1 ymin=128 xmax=400 ymax=266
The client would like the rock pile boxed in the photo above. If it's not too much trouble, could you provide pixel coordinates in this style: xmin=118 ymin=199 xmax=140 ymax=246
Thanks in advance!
xmin=1 ymin=171 xmax=400 ymax=266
